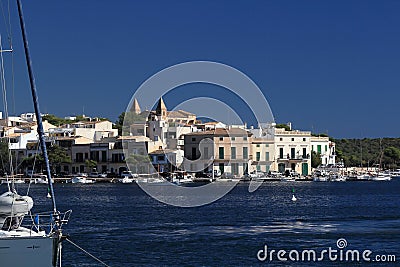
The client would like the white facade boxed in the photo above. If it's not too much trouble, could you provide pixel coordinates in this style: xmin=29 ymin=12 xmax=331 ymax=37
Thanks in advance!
xmin=311 ymin=136 xmax=336 ymax=166
xmin=49 ymin=120 xmax=117 ymax=142
xmin=272 ymin=127 xmax=312 ymax=176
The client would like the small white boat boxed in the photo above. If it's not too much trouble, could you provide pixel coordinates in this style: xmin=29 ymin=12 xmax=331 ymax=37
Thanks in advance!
xmin=0 ymin=192 xmax=33 ymax=215
xmin=291 ymin=194 xmax=297 ymax=201
xmin=330 ymin=175 xmax=346 ymax=182
xmin=389 ymin=169 xmax=400 ymax=178
xmin=71 ymin=176 xmax=95 ymax=184
xmin=1 ymin=179 xmax=25 ymax=184
xmin=29 ymin=175 xmax=49 ymax=184
xmin=119 ymin=177 xmax=134 ymax=183
xmin=172 ymin=177 xmax=194 ymax=185
xmin=313 ymin=176 xmax=329 ymax=182
xmin=281 ymin=177 xmax=295 ymax=182
xmin=357 ymin=174 xmax=371 ymax=181
xmin=136 ymin=177 xmax=167 ymax=184
xmin=369 ymin=174 xmax=392 ymax=181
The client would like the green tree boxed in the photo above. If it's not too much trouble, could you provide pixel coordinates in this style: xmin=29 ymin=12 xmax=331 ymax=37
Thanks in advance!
xmin=42 ymin=114 xmax=72 ymax=126
xmin=275 ymin=124 xmax=291 ymax=131
xmin=0 ymin=139 xmax=12 ymax=175
xmin=126 ymin=154 xmax=151 ymax=173
xmin=311 ymin=151 xmax=322 ymax=168
xmin=85 ymin=159 xmax=97 ymax=173
xmin=48 ymin=145 xmax=72 ymax=173
xmin=21 ymin=145 xmax=71 ymax=174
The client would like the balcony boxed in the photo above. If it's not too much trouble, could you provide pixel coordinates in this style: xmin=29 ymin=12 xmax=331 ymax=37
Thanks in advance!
xmin=278 ymin=154 xmax=309 ymax=162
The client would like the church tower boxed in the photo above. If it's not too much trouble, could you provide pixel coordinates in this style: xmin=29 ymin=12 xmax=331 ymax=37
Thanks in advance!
xmin=155 ymin=97 xmax=167 ymax=120
xmin=130 ymin=98 xmax=141 ymax=114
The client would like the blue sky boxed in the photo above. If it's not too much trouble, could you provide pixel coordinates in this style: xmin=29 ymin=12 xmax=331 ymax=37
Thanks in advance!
xmin=1 ymin=0 xmax=400 ymax=138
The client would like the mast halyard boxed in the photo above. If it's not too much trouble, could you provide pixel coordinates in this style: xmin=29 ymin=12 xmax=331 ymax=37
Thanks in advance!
xmin=16 ymin=0 xmax=57 ymax=215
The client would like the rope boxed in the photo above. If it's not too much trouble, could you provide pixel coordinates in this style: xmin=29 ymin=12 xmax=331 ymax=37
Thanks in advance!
xmin=26 ymin=139 xmax=40 ymax=195
xmin=0 ymin=33 xmax=14 ymax=178
xmin=65 ymin=238 xmax=111 ymax=267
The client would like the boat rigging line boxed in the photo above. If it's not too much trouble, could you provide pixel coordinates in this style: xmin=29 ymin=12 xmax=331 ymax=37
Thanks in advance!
xmin=65 ymin=238 xmax=111 ymax=267
xmin=16 ymin=0 xmax=58 ymax=215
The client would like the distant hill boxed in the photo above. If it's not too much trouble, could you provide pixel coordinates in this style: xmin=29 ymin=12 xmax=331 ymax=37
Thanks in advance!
xmin=333 ymin=138 xmax=400 ymax=169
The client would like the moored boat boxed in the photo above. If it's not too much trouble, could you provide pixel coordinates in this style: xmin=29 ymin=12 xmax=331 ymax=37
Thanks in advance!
xmin=71 ymin=176 xmax=95 ymax=184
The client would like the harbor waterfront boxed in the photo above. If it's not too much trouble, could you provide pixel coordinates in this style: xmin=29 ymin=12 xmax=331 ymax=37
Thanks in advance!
xmin=4 ymin=179 xmax=398 ymax=266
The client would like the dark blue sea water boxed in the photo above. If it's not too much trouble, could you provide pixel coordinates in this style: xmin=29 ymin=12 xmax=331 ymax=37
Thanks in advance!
xmin=8 ymin=179 xmax=400 ymax=266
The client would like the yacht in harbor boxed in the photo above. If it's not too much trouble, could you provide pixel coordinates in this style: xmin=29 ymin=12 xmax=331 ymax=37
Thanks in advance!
xmin=368 ymin=172 xmax=392 ymax=181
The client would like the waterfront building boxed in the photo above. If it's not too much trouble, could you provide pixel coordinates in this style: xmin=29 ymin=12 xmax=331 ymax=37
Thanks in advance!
xmin=146 ymin=98 xmax=197 ymax=147
xmin=48 ymin=120 xmax=118 ymax=142
xmin=251 ymin=138 xmax=275 ymax=173
xmin=149 ymin=149 xmax=184 ymax=173
xmin=183 ymin=128 xmax=252 ymax=177
xmin=310 ymin=136 xmax=336 ymax=165
xmin=272 ymin=126 xmax=312 ymax=175
xmin=20 ymin=112 xmax=36 ymax=122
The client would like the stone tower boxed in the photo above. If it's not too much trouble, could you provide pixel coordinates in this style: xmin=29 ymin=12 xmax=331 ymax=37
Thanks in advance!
xmin=130 ymin=98 xmax=141 ymax=114
xmin=156 ymin=97 xmax=167 ymax=120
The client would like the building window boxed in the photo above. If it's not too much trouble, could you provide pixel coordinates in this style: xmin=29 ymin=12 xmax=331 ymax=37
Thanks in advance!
xmin=325 ymin=145 xmax=328 ymax=152
xmin=265 ymin=144 xmax=269 ymax=147
xmin=256 ymin=165 xmax=261 ymax=171
xmin=279 ymin=148 xmax=284 ymax=159
xmin=243 ymin=147 xmax=248 ymax=159
xmin=219 ymin=147 xmax=224 ymax=160
xmin=291 ymin=138 xmax=294 ymax=141
xmin=317 ymin=145 xmax=322 ymax=154
xmin=291 ymin=148 xmax=296 ymax=159
xmin=256 ymin=152 xmax=261 ymax=161
xmin=280 ymin=138 xmax=283 ymax=141
xmin=219 ymin=137 xmax=224 ymax=141
xmin=256 ymin=144 xmax=260 ymax=148
xmin=265 ymin=152 xmax=270 ymax=161
xmin=243 ymin=136 xmax=247 ymax=141
xmin=231 ymin=147 xmax=236 ymax=160
xmin=192 ymin=137 xmax=196 ymax=141
xmin=76 ymin=153 xmax=84 ymax=163
xmin=303 ymin=148 xmax=307 ymax=158
xmin=231 ymin=137 xmax=235 ymax=141
xmin=303 ymin=138 xmax=306 ymax=142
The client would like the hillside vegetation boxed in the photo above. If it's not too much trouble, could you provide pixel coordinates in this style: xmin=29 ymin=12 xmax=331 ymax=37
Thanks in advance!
xmin=333 ymin=138 xmax=400 ymax=169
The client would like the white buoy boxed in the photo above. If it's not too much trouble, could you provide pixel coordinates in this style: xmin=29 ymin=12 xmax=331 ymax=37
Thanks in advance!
xmin=47 ymin=192 xmax=51 ymax=199
xmin=291 ymin=194 xmax=297 ymax=202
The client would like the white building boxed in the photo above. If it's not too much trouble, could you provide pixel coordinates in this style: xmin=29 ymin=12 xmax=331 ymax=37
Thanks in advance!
xmin=272 ymin=126 xmax=312 ymax=176
xmin=311 ymin=136 xmax=336 ymax=166
xmin=48 ymin=120 xmax=118 ymax=142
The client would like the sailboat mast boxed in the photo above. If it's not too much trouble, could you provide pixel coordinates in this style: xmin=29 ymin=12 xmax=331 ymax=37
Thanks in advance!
xmin=16 ymin=0 xmax=57 ymax=213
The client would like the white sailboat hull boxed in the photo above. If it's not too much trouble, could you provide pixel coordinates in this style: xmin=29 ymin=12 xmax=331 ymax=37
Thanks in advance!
xmin=0 ymin=235 xmax=56 ymax=267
